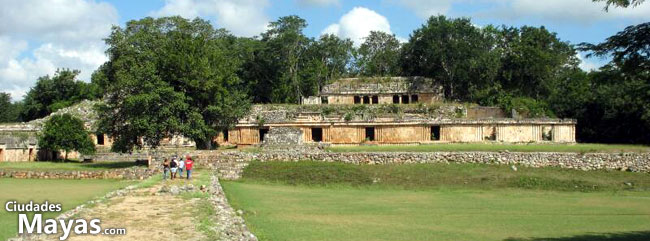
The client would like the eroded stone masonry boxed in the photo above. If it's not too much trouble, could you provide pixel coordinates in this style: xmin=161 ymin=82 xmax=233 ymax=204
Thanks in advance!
xmin=1 ymin=77 xmax=577 ymax=162
xmin=196 ymin=151 xmax=650 ymax=180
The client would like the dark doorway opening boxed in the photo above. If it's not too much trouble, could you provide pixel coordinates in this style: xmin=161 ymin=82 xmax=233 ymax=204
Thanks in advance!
xmin=0 ymin=148 xmax=4 ymax=162
xmin=259 ymin=128 xmax=269 ymax=142
xmin=321 ymin=96 xmax=328 ymax=104
xmin=365 ymin=127 xmax=375 ymax=141
xmin=411 ymin=95 xmax=418 ymax=103
xmin=223 ymin=130 xmax=229 ymax=142
xmin=431 ymin=126 xmax=441 ymax=141
xmin=97 ymin=134 xmax=105 ymax=145
xmin=363 ymin=96 xmax=370 ymax=104
xmin=354 ymin=96 xmax=361 ymax=104
xmin=402 ymin=95 xmax=410 ymax=104
xmin=312 ymin=128 xmax=323 ymax=142
xmin=372 ymin=96 xmax=379 ymax=104
xmin=393 ymin=95 xmax=400 ymax=104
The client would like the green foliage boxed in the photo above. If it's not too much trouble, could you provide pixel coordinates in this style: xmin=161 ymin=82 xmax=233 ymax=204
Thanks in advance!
xmin=20 ymin=69 xmax=100 ymax=121
xmin=500 ymin=96 xmax=554 ymax=118
xmin=593 ymin=0 xmax=646 ymax=9
xmin=97 ymin=16 xmax=251 ymax=151
xmin=355 ymin=31 xmax=401 ymax=77
xmin=400 ymin=16 xmax=501 ymax=100
xmin=38 ymin=113 xmax=95 ymax=159
xmin=0 ymin=93 xmax=21 ymax=123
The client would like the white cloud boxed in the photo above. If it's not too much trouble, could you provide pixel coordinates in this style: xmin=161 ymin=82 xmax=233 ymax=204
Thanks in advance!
xmin=0 ymin=0 xmax=117 ymax=101
xmin=296 ymin=0 xmax=340 ymax=7
xmin=321 ymin=7 xmax=394 ymax=46
xmin=152 ymin=0 xmax=270 ymax=37
xmin=388 ymin=0 xmax=650 ymax=23
xmin=386 ymin=0 xmax=454 ymax=19
xmin=577 ymin=53 xmax=603 ymax=72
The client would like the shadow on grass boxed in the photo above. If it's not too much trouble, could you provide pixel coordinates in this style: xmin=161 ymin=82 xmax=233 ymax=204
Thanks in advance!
xmin=505 ymin=231 xmax=650 ymax=241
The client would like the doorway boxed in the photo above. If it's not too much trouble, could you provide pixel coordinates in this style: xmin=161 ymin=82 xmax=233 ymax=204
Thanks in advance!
xmin=311 ymin=128 xmax=323 ymax=142
xmin=0 ymin=148 xmax=4 ymax=162
xmin=259 ymin=128 xmax=269 ymax=142
xmin=365 ymin=127 xmax=375 ymax=141
xmin=97 ymin=134 xmax=105 ymax=146
xmin=431 ymin=126 xmax=441 ymax=141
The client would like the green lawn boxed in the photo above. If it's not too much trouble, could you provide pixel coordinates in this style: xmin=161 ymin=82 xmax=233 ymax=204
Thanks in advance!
xmin=327 ymin=143 xmax=650 ymax=153
xmin=0 ymin=178 xmax=136 ymax=240
xmin=223 ymin=161 xmax=650 ymax=241
xmin=223 ymin=182 xmax=650 ymax=241
xmin=0 ymin=160 xmax=143 ymax=171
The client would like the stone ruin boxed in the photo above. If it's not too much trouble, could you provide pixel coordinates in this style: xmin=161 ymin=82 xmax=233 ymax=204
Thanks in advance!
xmin=260 ymin=127 xmax=325 ymax=153
xmin=262 ymin=127 xmax=304 ymax=146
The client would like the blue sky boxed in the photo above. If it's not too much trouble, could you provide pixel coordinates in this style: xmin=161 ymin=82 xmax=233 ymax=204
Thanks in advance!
xmin=1 ymin=0 xmax=649 ymax=101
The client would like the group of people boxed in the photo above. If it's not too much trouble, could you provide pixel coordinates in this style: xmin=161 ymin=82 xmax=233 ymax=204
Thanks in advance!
xmin=162 ymin=155 xmax=194 ymax=180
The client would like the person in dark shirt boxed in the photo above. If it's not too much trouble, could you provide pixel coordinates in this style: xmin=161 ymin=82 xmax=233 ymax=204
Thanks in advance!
xmin=170 ymin=157 xmax=178 ymax=180
xmin=162 ymin=158 xmax=170 ymax=180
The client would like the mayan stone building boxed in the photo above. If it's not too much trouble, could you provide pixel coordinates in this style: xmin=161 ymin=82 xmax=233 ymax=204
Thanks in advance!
xmin=214 ymin=77 xmax=576 ymax=146
xmin=0 ymin=77 xmax=576 ymax=161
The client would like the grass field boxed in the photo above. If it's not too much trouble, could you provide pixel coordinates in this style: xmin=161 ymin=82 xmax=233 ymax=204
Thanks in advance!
xmin=327 ymin=143 xmax=650 ymax=153
xmin=0 ymin=178 xmax=136 ymax=240
xmin=0 ymin=160 xmax=142 ymax=171
xmin=223 ymin=161 xmax=650 ymax=241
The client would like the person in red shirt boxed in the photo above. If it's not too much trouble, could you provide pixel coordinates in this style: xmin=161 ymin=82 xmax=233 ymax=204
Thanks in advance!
xmin=185 ymin=155 xmax=194 ymax=180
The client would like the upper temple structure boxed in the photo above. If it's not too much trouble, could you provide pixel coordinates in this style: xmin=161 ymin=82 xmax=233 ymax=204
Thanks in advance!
xmin=0 ymin=77 xmax=577 ymax=162
xmin=213 ymin=77 xmax=576 ymax=146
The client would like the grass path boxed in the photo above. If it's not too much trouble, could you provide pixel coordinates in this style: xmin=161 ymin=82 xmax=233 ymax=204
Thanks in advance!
xmin=223 ymin=182 xmax=650 ymax=241
xmin=44 ymin=172 xmax=211 ymax=241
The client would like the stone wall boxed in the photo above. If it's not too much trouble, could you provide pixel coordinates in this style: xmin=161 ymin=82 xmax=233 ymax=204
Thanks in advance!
xmin=196 ymin=151 xmax=650 ymax=180
xmin=0 ymin=167 xmax=156 ymax=180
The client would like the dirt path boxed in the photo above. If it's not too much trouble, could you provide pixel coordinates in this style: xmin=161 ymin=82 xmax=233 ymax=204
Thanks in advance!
xmin=46 ymin=174 xmax=207 ymax=241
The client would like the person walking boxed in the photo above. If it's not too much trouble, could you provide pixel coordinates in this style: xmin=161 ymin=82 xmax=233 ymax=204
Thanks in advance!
xmin=170 ymin=157 xmax=178 ymax=180
xmin=185 ymin=155 xmax=194 ymax=180
xmin=162 ymin=158 xmax=170 ymax=180
xmin=177 ymin=156 xmax=185 ymax=179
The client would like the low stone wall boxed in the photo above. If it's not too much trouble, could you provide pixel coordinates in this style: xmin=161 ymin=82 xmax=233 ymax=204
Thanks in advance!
xmin=196 ymin=151 xmax=650 ymax=180
xmin=0 ymin=167 xmax=157 ymax=180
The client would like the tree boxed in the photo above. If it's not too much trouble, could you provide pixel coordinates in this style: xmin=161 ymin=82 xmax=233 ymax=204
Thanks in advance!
xmin=302 ymin=34 xmax=354 ymax=95
xmin=578 ymin=22 xmax=650 ymax=75
xmin=39 ymin=114 xmax=95 ymax=161
xmin=259 ymin=16 xmax=312 ymax=103
xmin=97 ymin=16 xmax=250 ymax=151
xmin=356 ymin=31 xmax=401 ymax=77
xmin=400 ymin=16 xmax=500 ymax=100
xmin=497 ymin=26 xmax=577 ymax=99
xmin=21 ymin=69 xmax=100 ymax=121
xmin=0 ymin=93 xmax=21 ymax=123
xmin=593 ymin=0 xmax=646 ymax=9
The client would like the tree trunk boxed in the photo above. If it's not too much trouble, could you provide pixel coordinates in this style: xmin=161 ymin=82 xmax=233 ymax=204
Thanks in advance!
xmin=64 ymin=151 xmax=68 ymax=162
xmin=195 ymin=138 xmax=214 ymax=150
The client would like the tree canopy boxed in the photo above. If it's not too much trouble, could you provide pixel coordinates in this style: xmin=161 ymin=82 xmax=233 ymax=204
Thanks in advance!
xmin=39 ymin=113 xmax=95 ymax=160
xmin=356 ymin=31 xmax=401 ymax=77
xmin=96 ymin=16 xmax=250 ymax=151
xmin=0 ymin=93 xmax=21 ymax=123
xmin=20 ymin=69 xmax=100 ymax=121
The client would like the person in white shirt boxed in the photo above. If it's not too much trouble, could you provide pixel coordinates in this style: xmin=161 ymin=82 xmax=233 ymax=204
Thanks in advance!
xmin=177 ymin=156 xmax=185 ymax=179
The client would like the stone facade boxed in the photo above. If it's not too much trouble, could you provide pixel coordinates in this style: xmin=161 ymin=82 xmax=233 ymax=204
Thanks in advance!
xmin=196 ymin=151 xmax=650 ymax=180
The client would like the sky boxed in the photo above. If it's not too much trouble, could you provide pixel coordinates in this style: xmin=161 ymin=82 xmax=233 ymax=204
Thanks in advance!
xmin=1 ymin=0 xmax=649 ymax=101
